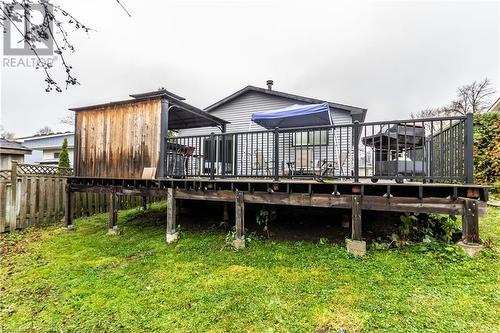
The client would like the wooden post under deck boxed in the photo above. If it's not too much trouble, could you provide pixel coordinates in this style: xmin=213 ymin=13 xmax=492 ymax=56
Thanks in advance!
xmin=223 ymin=202 xmax=230 ymax=224
xmin=166 ymin=187 xmax=178 ymax=243
xmin=65 ymin=184 xmax=73 ymax=230
xmin=142 ymin=196 xmax=148 ymax=211
xmin=346 ymin=195 xmax=365 ymax=256
xmin=351 ymin=195 xmax=362 ymax=241
xmin=462 ymin=198 xmax=479 ymax=243
xmin=234 ymin=191 xmax=245 ymax=249
xmin=108 ymin=191 xmax=119 ymax=234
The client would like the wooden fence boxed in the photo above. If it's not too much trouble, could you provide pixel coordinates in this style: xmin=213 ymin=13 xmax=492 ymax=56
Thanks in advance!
xmin=0 ymin=162 xmax=150 ymax=233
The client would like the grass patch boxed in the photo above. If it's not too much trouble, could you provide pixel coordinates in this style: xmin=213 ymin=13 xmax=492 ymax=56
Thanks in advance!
xmin=1 ymin=203 xmax=499 ymax=332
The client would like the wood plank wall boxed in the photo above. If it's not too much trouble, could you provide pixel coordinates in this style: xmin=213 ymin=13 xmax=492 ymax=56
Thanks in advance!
xmin=75 ymin=98 xmax=162 ymax=178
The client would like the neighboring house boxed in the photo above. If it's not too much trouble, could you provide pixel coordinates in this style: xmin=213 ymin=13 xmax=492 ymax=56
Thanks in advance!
xmin=488 ymin=97 xmax=500 ymax=112
xmin=16 ymin=132 xmax=74 ymax=166
xmin=178 ymin=81 xmax=367 ymax=176
xmin=0 ymin=138 xmax=32 ymax=170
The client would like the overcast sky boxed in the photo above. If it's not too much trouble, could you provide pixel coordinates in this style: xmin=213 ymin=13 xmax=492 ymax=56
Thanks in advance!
xmin=1 ymin=0 xmax=499 ymax=137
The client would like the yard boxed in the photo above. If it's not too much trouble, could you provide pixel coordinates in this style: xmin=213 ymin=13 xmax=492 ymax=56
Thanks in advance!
xmin=1 ymin=203 xmax=499 ymax=333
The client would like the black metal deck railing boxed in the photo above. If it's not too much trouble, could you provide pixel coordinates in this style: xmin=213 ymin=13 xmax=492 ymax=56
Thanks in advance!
xmin=164 ymin=114 xmax=474 ymax=184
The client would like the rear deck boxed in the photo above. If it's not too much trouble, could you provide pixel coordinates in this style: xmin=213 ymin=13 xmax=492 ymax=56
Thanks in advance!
xmin=67 ymin=93 xmax=487 ymax=253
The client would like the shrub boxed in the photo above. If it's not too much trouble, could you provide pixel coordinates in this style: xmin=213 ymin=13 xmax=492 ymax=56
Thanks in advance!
xmin=58 ymin=138 xmax=71 ymax=169
xmin=474 ymin=112 xmax=500 ymax=188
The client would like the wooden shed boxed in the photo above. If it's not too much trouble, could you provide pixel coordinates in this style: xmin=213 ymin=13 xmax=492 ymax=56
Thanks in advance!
xmin=70 ymin=90 xmax=228 ymax=179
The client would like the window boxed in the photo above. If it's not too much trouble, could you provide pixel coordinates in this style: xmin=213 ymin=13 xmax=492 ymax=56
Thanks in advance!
xmin=292 ymin=130 xmax=328 ymax=146
xmin=54 ymin=152 xmax=60 ymax=158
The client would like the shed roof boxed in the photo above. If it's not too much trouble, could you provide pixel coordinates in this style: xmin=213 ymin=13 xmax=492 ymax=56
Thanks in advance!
xmin=129 ymin=89 xmax=186 ymax=101
xmin=205 ymin=85 xmax=367 ymax=122
xmin=0 ymin=138 xmax=32 ymax=154
xmin=69 ymin=91 xmax=229 ymax=130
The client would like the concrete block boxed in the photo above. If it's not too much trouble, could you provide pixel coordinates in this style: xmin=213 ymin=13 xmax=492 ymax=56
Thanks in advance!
xmin=166 ymin=232 xmax=178 ymax=243
xmin=108 ymin=226 xmax=120 ymax=235
xmin=346 ymin=239 xmax=366 ymax=256
xmin=457 ymin=241 xmax=483 ymax=257
xmin=65 ymin=224 xmax=74 ymax=231
xmin=233 ymin=238 xmax=245 ymax=249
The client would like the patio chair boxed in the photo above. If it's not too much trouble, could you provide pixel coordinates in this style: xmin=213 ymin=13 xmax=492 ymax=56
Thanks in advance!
xmin=286 ymin=148 xmax=314 ymax=176
xmin=316 ymin=151 xmax=349 ymax=177
xmin=251 ymin=150 xmax=272 ymax=176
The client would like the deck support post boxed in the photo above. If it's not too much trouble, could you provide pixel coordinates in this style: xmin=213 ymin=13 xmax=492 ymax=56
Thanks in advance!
xmin=233 ymin=191 xmax=245 ymax=249
xmin=458 ymin=198 xmax=483 ymax=257
xmin=166 ymin=187 xmax=178 ymax=243
xmin=108 ymin=190 xmax=119 ymax=235
xmin=341 ymin=213 xmax=350 ymax=228
xmin=65 ymin=184 xmax=73 ymax=231
xmin=223 ymin=202 xmax=230 ymax=225
xmin=462 ymin=198 xmax=480 ymax=243
xmin=347 ymin=195 xmax=365 ymax=256
xmin=351 ymin=195 xmax=362 ymax=240
xmin=142 ymin=196 xmax=148 ymax=211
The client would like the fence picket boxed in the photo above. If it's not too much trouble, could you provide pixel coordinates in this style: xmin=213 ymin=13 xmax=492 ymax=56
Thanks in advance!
xmin=0 ymin=181 xmax=8 ymax=232
xmin=47 ymin=178 xmax=55 ymax=224
xmin=54 ymin=178 xmax=61 ymax=221
xmin=19 ymin=177 xmax=28 ymax=228
xmin=29 ymin=177 xmax=38 ymax=225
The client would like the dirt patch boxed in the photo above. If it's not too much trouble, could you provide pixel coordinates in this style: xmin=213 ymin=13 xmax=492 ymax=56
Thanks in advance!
xmin=178 ymin=200 xmax=402 ymax=243
xmin=0 ymin=228 xmax=47 ymax=258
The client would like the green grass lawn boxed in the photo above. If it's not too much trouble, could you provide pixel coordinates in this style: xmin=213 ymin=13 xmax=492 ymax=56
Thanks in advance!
xmin=1 ymin=203 xmax=499 ymax=333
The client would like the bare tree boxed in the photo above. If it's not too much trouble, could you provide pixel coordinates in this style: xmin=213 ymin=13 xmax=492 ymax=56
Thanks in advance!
xmin=451 ymin=78 xmax=495 ymax=115
xmin=0 ymin=125 xmax=15 ymax=139
xmin=0 ymin=0 xmax=129 ymax=92
xmin=59 ymin=113 xmax=74 ymax=126
xmin=35 ymin=126 xmax=53 ymax=135
xmin=412 ymin=78 xmax=495 ymax=120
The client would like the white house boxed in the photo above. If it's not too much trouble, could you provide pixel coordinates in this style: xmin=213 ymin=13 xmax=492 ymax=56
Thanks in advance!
xmin=16 ymin=132 xmax=74 ymax=166
xmin=177 ymin=81 xmax=367 ymax=177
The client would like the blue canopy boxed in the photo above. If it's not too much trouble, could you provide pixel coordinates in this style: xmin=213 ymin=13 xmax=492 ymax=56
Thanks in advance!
xmin=251 ymin=102 xmax=332 ymax=129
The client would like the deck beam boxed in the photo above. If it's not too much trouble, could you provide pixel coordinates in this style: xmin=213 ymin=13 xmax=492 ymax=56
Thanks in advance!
xmin=173 ymin=189 xmax=473 ymax=215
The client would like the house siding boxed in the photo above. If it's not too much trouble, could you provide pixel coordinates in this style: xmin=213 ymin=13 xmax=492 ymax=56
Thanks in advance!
xmin=175 ymin=91 xmax=354 ymax=177
xmin=179 ymin=91 xmax=352 ymax=135
xmin=19 ymin=133 xmax=74 ymax=166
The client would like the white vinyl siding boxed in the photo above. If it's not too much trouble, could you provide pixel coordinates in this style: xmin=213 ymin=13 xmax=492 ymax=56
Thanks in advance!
xmin=178 ymin=91 xmax=354 ymax=177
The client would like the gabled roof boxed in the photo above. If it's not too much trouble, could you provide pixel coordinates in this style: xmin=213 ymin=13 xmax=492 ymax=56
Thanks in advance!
xmin=488 ymin=97 xmax=500 ymax=112
xmin=16 ymin=131 xmax=73 ymax=141
xmin=0 ymin=138 xmax=32 ymax=153
xmin=204 ymin=85 xmax=367 ymax=122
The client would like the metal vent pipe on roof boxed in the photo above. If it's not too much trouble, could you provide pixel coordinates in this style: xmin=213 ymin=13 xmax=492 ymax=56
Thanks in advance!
xmin=266 ymin=80 xmax=273 ymax=90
